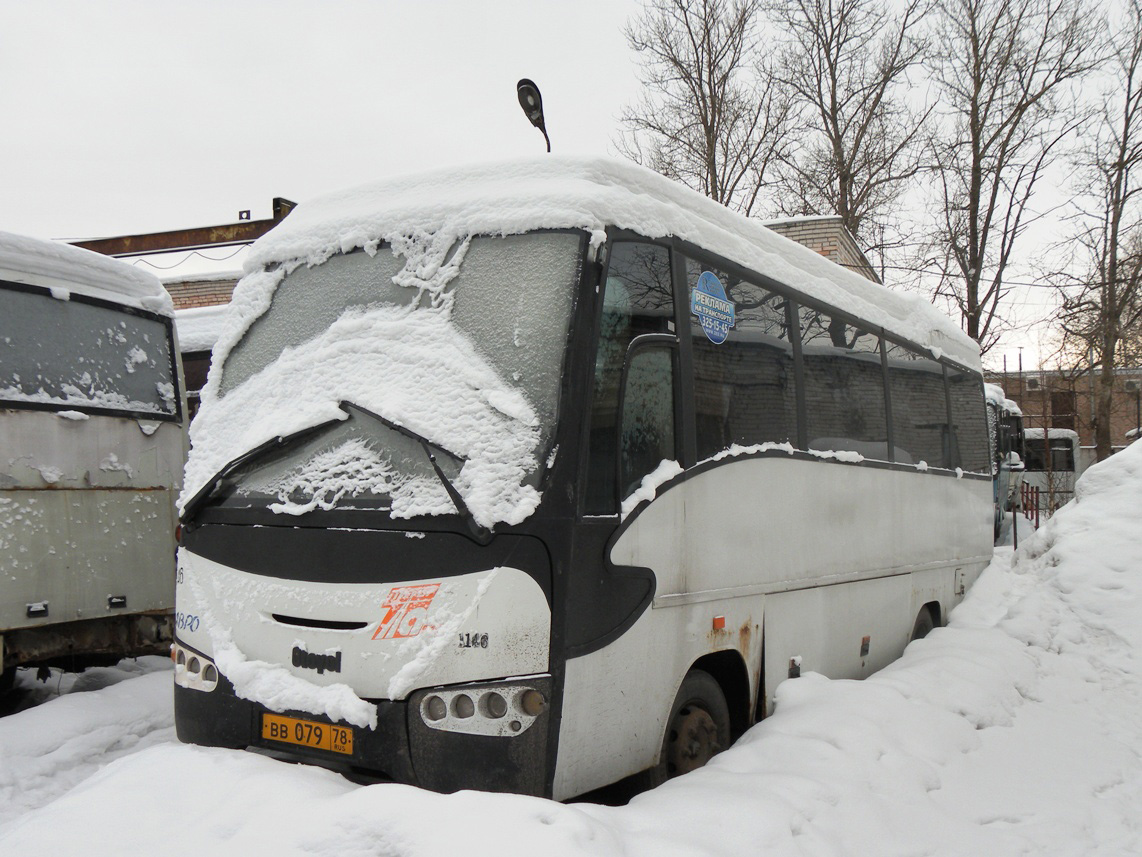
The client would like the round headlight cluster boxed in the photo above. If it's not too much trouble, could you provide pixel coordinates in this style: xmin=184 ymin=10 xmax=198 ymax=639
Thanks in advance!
xmin=172 ymin=643 xmax=220 ymax=693
xmin=419 ymin=684 xmax=548 ymax=737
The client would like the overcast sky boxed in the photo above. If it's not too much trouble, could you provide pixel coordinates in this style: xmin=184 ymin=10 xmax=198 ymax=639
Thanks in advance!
xmin=0 ymin=0 xmax=641 ymax=241
xmin=0 ymin=1 xmax=1060 ymax=370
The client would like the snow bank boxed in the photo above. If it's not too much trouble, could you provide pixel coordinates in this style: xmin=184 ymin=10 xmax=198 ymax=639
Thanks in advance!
xmin=0 ymin=230 xmax=172 ymax=315
xmin=0 ymin=660 xmax=173 ymax=827
xmin=5 ymin=447 xmax=1142 ymax=856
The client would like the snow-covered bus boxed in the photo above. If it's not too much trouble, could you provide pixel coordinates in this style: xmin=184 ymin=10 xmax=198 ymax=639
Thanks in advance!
xmin=985 ymin=384 xmax=1024 ymax=540
xmin=173 ymin=157 xmax=993 ymax=799
xmin=0 ymin=231 xmax=186 ymax=690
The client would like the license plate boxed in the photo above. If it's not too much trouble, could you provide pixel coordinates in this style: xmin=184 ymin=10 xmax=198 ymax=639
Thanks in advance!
xmin=262 ymin=713 xmax=354 ymax=755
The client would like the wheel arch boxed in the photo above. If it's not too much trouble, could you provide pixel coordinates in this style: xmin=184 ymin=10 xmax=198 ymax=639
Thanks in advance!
xmin=690 ymin=649 xmax=751 ymax=740
xmin=920 ymin=599 xmax=943 ymax=627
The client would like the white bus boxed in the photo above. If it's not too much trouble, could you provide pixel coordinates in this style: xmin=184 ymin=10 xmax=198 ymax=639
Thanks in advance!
xmin=173 ymin=157 xmax=993 ymax=799
xmin=0 ymin=231 xmax=186 ymax=691
xmin=985 ymin=384 xmax=1024 ymax=540
xmin=1023 ymin=427 xmax=1080 ymax=515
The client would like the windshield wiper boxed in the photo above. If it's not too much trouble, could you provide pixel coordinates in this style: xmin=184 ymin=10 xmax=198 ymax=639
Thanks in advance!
xmin=338 ymin=400 xmax=492 ymax=545
xmin=181 ymin=416 xmax=345 ymax=523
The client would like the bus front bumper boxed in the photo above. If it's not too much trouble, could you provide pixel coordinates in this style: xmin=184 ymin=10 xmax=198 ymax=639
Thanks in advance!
xmin=173 ymin=673 xmax=553 ymax=796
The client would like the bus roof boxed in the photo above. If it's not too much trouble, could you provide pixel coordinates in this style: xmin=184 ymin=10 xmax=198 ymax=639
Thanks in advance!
xmin=1025 ymin=427 xmax=1079 ymax=441
xmin=0 ymin=230 xmax=172 ymax=315
xmin=985 ymin=383 xmax=1022 ymax=415
xmin=244 ymin=156 xmax=980 ymax=370
xmin=175 ymin=303 xmax=230 ymax=353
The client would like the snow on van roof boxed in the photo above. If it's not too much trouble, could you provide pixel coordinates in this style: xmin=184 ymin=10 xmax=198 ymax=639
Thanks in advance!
xmin=0 ymin=230 xmax=173 ymax=315
xmin=247 ymin=155 xmax=980 ymax=369
xmin=175 ymin=304 xmax=230 ymax=353
xmin=1025 ymin=427 xmax=1079 ymax=440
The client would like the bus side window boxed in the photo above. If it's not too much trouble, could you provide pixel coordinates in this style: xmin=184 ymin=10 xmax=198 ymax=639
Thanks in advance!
xmin=948 ymin=369 xmax=989 ymax=472
xmin=684 ymin=258 xmax=797 ymax=460
xmin=620 ymin=346 xmax=677 ymax=500
xmin=799 ymin=306 xmax=888 ymax=460
xmin=585 ymin=242 xmax=674 ymax=514
xmin=885 ymin=341 xmax=949 ymax=467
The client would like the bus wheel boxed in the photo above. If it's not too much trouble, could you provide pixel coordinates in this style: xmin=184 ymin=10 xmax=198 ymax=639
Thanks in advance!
xmin=662 ymin=669 xmax=731 ymax=779
xmin=910 ymin=607 xmax=936 ymax=641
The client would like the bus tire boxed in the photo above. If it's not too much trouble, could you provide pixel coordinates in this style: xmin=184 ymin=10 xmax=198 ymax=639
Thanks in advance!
xmin=910 ymin=607 xmax=936 ymax=641
xmin=637 ymin=669 xmax=731 ymax=789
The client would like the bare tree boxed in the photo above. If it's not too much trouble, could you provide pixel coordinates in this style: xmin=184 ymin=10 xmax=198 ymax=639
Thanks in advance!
xmin=1054 ymin=0 xmax=1142 ymax=458
xmin=926 ymin=0 xmax=1103 ymax=353
xmin=618 ymin=0 xmax=794 ymax=215
xmin=765 ymin=0 xmax=933 ymax=266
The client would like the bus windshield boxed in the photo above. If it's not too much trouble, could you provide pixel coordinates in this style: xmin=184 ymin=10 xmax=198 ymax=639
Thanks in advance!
xmin=0 ymin=284 xmax=177 ymax=418
xmin=198 ymin=230 xmax=583 ymax=527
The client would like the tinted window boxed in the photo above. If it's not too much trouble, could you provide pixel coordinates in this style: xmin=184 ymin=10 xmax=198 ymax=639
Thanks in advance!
xmin=586 ymin=242 xmax=674 ymax=513
xmin=885 ymin=341 xmax=948 ymax=467
xmin=1024 ymin=436 xmax=1075 ymax=472
xmin=799 ymin=306 xmax=888 ymax=459
xmin=685 ymin=259 xmax=797 ymax=459
xmin=0 ymin=284 xmax=177 ymax=417
xmin=948 ymin=369 xmax=989 ymax=472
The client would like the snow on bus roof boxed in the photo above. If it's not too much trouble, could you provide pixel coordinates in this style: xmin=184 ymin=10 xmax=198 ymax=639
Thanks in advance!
xmin=985 ymin=383 xmax=1022 ymax=415
xmin=1025 ymin=427 xmax=1079 ymax=440
xmin=174 ymin=304 xmax=231 ymax=353
xmin=245 ymin=155 xmax=980 ymax=369
xmin=0 ymin=230 xmax=173 ymax=315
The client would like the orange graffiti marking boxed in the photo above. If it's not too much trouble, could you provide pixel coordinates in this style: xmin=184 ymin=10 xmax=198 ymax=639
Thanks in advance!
xmin=372 ymin=583 xmax=440 ymax=640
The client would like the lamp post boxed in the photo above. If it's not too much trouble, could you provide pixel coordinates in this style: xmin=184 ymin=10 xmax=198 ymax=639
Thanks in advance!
xmin=516 ymin=79 xmax=551 ymax=152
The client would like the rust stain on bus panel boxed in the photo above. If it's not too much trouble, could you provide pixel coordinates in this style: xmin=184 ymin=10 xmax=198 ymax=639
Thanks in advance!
xmin=705 ymin=616 xmax=755 ymax=654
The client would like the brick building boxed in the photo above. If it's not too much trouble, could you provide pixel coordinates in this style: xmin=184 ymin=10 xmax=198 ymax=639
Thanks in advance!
xmin=985 ymin=367 xmax=1142 ymax=465
xmin=164 ymin=273 xmax=239 ymax=310
xmin=764 ymin=215 xmax=881 ymax=284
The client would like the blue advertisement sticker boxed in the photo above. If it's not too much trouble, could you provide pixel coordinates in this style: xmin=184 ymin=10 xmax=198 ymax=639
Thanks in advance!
xmin=691 ymin=271 xmax=735 ymax=345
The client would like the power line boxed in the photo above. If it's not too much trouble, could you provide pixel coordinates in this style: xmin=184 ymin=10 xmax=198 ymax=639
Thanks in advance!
xmin=129 ymin=245 xmax=247 ymax=271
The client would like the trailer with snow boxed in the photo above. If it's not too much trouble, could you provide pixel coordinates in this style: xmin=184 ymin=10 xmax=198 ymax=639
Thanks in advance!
xmin=173 ymin=157 xmax=993 ymax=799
xmin=0 ymin=231 xmax=187 ymax=690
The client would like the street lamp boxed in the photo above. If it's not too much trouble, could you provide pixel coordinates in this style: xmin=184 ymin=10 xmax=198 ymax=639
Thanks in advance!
xmin=516 ymin=79 xmax=551 ymax=152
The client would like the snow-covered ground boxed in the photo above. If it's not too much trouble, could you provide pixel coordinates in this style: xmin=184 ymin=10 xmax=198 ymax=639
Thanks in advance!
xmin=1 ymin=443 xmax=1140 ymax=856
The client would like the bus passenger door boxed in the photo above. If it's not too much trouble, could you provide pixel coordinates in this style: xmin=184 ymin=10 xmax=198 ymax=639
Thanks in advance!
xmin=618 ymin=343 xmax=678 ymax=502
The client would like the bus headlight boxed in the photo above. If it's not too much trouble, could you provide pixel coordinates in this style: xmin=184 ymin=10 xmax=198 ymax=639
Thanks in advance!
xmin=414 ymin=677 xmax=550 ymax=738
xmin=172 ymin=642 xmax=219 ymax=693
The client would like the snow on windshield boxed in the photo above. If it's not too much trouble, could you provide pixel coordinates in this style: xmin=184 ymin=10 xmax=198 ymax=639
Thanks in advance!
xmin=182 ymin=231 xmax=580 ymax=528
xmin=1 ymin=285 xmax=177 ymax=416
